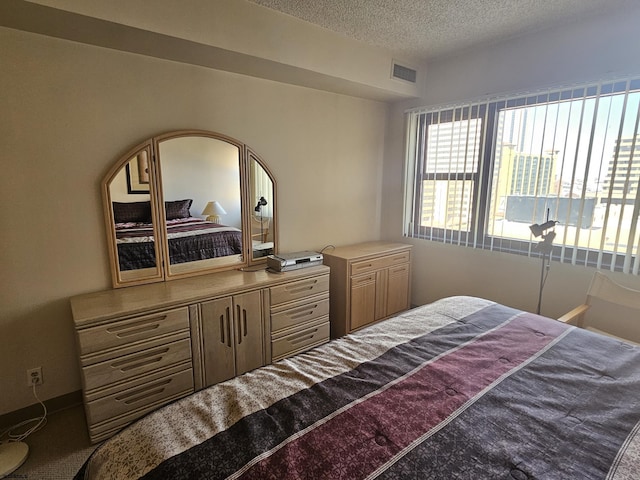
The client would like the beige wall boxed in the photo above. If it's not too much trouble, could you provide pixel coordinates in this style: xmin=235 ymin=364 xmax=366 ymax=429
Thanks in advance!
xmin=382 ymin=7 xmax=640 ymax=319
xmin=0 ymin=27 xmax=387 ymax=414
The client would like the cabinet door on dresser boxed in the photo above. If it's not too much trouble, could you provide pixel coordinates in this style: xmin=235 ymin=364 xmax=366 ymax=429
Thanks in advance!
xmin=350 ymin=266 xmax=408 ymax=330
xmin=385 ymin=262 xmax=411 ymax=317
xmin=350 ymin=272 xmax=377 ymax=331
xmin=200 ymin=290 xmax=265 ymax=387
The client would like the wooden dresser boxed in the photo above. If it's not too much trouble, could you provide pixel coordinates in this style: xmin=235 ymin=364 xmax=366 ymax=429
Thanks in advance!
xmin=70 ymin=265 xmax=330 ymax=443
xmin=322 ymin=242 xmax=412 ymax=338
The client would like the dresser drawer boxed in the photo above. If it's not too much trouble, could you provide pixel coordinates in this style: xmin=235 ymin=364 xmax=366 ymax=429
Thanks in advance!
xmin=388 ymin=263 xmax=410 ymax=276
xmin=270 ymin=274 xmax=329 ymax=306
xmin=350 ymin=251 xmax=410 ymax=276
xmin=351 ymin=272 xmax=376 ymax=287
xmin=271 ymin=294 xmax=329 ymax=332
xmin=77 ymin=307 xmax=190 ymax=356
xmin=82 ymin=336 xmax=192 ymax=391
xmin=85 ymin=366 xmax=194 ymax=426
xmin=271 ymin=318 xmax=329 ymax=361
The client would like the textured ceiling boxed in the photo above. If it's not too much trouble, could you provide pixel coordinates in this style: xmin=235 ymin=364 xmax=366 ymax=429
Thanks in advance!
xmin=248 ymin=0 xmax=639 ymax=62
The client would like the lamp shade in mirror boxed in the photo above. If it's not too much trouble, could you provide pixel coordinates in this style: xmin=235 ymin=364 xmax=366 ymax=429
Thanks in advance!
xmin=202 ymin=201 xmax=227 ymax=223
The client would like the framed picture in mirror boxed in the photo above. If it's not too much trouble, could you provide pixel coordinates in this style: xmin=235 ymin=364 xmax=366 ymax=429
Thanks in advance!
xmin=125 ymin=151 xmax=150 ymax=194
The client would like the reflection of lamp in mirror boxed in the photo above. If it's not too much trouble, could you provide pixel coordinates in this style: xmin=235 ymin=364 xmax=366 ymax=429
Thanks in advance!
xmin=254 ymin=196 xmax=268 ymax=240
xmin=202 ymin=201 xmax=227 ymax=223
xmin=254 ymin=196 xmax=267 ymax=212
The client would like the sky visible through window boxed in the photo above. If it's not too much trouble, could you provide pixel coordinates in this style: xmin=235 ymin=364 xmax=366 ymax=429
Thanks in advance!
xmin=491 ymin=91 xmax=640 ymax=258
xmin=498 ymin=91 xmax=640 ymax=192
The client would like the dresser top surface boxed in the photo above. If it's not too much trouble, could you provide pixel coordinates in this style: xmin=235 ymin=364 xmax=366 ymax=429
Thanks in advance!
xmin=322 ymin=241 xmax=412 ymax=261
xmin=71 ymin=265 xmax=330 ymax=327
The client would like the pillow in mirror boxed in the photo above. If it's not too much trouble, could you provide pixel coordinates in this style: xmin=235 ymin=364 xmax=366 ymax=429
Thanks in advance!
xmin=113 ymin=201 xmax=151 ymax=224
xmin=165 ymin=199 xmax=193 ymax=220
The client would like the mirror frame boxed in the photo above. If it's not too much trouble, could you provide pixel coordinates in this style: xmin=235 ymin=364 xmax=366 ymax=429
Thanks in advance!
xmin=102 ymin=130 xmax=278 ymax=288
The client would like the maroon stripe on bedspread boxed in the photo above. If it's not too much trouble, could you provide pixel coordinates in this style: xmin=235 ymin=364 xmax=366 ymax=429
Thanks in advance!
xmin=237 ymin=313 xmax=568 ymax=480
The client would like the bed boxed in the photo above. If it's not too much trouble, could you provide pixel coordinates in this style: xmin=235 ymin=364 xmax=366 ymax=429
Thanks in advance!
xmin=113 ymin=200 xmax=243 ymax=270
xmin=74 ymin=296 xmax=640 ymax=479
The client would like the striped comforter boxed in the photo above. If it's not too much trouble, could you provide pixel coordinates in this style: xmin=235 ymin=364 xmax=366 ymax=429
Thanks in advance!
xmin=75 ymin=296 xmax=640 ymax=480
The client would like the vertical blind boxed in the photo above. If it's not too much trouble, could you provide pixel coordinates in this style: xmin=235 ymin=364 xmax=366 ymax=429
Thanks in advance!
xmin=404 ymin=76 xmax=640 ymax=275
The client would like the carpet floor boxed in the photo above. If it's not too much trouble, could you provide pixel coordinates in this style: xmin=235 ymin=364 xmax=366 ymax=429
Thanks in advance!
xmin=8 ymin=404 xmax=96 ymax=479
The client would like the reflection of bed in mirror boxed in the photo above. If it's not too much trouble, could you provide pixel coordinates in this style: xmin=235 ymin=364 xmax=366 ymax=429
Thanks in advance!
xmin=114 ymin=199 xmax=242 ymax=271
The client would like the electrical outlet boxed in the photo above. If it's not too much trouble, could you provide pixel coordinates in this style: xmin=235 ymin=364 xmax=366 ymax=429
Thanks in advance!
xmin=27 ymin=367 xmax=43 ymax=386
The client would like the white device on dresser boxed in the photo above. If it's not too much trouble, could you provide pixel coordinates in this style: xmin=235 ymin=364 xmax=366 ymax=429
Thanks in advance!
xmin=266 ymin=251 xmax=323 ymax=272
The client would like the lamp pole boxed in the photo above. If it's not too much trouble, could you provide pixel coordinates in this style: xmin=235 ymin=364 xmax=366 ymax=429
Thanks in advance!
xmin=537 ymin=250 xmax=548 ymax=315
xmin=534 ymin=209 xmax=556 ymax=315
xmin=529 ymin=208 xmax=558 ymax=315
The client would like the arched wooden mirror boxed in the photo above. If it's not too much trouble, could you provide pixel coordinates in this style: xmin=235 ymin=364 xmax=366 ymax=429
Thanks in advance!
xmin=103 ymin=130 xmax=277 ymax=288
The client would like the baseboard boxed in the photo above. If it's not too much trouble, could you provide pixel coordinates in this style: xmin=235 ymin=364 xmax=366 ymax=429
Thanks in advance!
xmin=0 ymin=390 xmax=83 ymax=430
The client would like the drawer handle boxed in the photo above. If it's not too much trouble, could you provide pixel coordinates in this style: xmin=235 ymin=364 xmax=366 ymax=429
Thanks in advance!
xmin=354 ymin=263 xmax=373 ymax=271
xmin=285 ymin=279 xmax=319 ymax=294
xmin=352 ymin=274 xmax=375 ymax=284
xmin=389 ymin=265 xmax=408 ymax=273
xmin=236 ymin=306 xmax=249 ymax=345
xmin=236 ymin=305 xmax=241 ymax=345
xmin=115 ymin=378 xmax=172 ymax=405
xmin=110 ymin=347 xmax=170 ymax=372
xmin=288 ymin=304 xmax=319 ymax=320
xmin=288 ymin=328 xmax=319 ymax=345
xmin=106 ymin=316 xmax=166 ymax=338
xmin=219 ymin=307 xmax=231 ymax=347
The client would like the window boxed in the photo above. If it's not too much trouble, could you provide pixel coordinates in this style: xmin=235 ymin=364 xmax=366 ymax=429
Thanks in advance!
xmin=404 ymin=77 xmax=640 ymax=275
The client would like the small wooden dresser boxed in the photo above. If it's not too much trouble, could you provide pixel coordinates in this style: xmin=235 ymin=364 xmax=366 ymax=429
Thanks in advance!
xmin=322 ymin=241 xmax=412 ymax=338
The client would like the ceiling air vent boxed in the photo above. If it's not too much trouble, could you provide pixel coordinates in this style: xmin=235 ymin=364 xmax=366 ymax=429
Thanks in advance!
xmin=392 ymin=62 xmax=417 ymax=83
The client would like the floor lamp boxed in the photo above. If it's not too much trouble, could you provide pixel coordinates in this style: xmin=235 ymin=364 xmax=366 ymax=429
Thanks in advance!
xmin=529 ymin=217 xmax=558 ymax=315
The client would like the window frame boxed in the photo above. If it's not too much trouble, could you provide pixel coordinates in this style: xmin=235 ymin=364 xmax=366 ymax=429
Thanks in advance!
xmin=412 ymin=104 xmax=495 ymax=247
xmin=405 ymin=78 xmax=640 ymax=274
